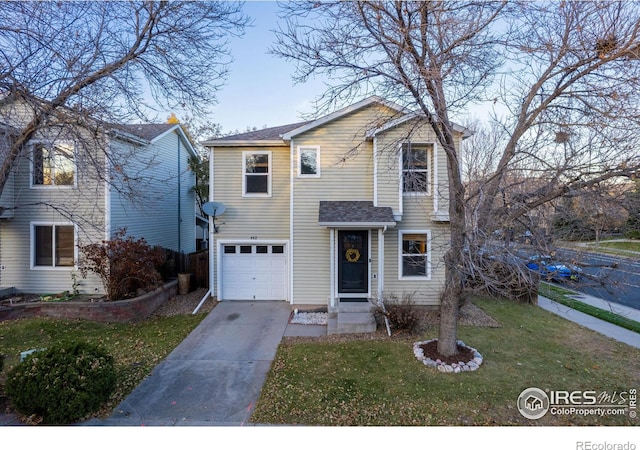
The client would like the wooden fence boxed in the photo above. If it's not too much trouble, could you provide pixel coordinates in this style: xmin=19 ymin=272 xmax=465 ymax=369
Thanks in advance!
xmin=165 ymin=249 xmax=209 ymax=289
xmin=188 ymin=250 xmax=209 ymax=289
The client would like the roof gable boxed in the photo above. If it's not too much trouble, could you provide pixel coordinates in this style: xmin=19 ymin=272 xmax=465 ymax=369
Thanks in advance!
xmin=281 ymin=96 xmax=408 ymax=140
xmin=114 ymin=123 xmax=198 ymax=159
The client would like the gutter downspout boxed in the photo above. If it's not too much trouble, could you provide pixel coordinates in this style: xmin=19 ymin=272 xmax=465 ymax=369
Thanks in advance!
xmin=194 ymin=145 xmax=214 ymax=314
xmin=177 ymin=137 xmax=182 ymax=253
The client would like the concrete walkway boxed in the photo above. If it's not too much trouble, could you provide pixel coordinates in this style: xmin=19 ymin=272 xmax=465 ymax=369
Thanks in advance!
xmin=538 ymin=294 xmax=640 ymax=349
xmin=84 ymin=301 xmax=294 ymax=426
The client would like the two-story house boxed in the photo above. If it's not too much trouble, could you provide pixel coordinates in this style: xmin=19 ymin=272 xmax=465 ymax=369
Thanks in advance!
xmin=203 ymin=96 xmax=468 ymax=333
xmin=0 ymin=119 xmax=198 ymax=296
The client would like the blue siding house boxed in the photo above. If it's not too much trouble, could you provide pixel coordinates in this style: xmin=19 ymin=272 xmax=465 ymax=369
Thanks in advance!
xmin=0 ymin=122 xmax=198 ymax=296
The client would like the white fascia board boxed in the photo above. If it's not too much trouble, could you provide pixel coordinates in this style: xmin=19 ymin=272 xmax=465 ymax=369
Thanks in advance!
xmin=319 ymin=221 xmax=396 ymax=229
xmin=111 ymin=130 xmax=149 ymax=146
xmin=366 ymin=113 xmax=472 ymax=139
xmin=167 ymin=125 xmax=199 ymax=159
xmin=148 ymin=124 xmax=180 ymax=144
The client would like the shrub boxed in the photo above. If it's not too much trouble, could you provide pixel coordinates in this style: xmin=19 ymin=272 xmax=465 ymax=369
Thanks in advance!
xmin=5 ymin=341 xmax=117 ymax=424
xmin=379 ymin=293 xmax=421 ymax=333
xmin=0 ymin=353 xmax=4 ymax=373
xmin=79 ymin=228 xmax=166 ymax=300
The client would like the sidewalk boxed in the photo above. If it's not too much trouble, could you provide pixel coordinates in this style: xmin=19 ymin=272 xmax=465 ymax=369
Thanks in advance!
xmin=538 ymin=294 xmax=640 ymax=349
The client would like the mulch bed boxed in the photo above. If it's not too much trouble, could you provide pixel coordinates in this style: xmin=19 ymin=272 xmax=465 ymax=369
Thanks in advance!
xmin=418 ymin=339 xmax=475 ymax=365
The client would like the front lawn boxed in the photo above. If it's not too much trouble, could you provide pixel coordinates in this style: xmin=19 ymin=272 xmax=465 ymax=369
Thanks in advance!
xmin=0 ymin=313 xmax=207 ymax=421
xmin=252 ymin=298 xmax=640 ymax=426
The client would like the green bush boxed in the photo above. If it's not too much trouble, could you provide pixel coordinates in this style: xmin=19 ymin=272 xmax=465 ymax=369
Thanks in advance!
xmin=0 ymin=353 xmax=4 ymax=373
xmin=5 ymin=341 xmax=117 ymax=424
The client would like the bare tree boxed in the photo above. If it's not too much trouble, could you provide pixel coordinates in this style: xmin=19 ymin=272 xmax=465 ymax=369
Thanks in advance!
xmin=273 ymin=1 xmax=640 ymax=356
xmin=0 ymin=1 xmax=248 ymax=210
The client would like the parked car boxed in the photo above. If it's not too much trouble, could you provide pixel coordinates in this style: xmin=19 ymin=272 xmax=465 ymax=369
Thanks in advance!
xmin=525 ymin=255 xmax=582 ymax=282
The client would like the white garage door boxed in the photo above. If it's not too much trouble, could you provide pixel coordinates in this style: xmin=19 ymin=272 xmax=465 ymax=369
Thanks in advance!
xmin=221 ymin=244 xmax=287 ymax=300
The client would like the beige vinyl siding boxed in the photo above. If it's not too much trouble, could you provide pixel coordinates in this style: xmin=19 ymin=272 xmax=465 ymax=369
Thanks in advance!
xmin=381 ymin=212 xmax=449 ymax=306
xmin=211 ymin=144 xmax=290 ymax=298
xmin=375 ymin=119 xmax=444 ymax=216
xmin=291 ymin=104 xmax=397 ymax=305
xmin=374 ymin=120 xmax=460 ymax=305
xmin=0 ymin=135 xmax=105 ymax=294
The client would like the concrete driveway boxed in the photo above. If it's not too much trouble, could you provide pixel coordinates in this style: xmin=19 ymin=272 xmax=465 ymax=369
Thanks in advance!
xmin=84 ymin=301 xmax=293 ymax=426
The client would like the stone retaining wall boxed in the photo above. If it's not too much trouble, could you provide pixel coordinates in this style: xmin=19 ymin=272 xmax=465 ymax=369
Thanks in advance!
xmin=0 ymin=281 xmax=177 ymax=323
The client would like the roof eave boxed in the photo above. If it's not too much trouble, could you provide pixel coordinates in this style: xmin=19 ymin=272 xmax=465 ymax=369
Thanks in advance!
xmin=110 ymin=129 xmax=150 ymax=146
xmin=365 ymin=113 xmax=473 ymax=139
xmin=201 ymin=139 xmax=287 ymax=147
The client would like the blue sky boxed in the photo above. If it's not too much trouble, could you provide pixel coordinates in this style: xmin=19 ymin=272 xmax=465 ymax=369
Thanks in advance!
xmin=210 ymin=1 xmax=328 ymax=134
xmin=209 ymin=1 xmax=493 ymax=134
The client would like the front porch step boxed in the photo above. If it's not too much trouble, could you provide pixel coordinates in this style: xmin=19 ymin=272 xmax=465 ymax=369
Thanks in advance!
xmin=331 ymin=302 xmax=376 ymax=314
xmin=327 ymin=311 xmax=377 ymax=335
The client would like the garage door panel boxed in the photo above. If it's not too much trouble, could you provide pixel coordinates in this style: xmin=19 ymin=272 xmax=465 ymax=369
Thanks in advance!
xmin=221 ymin=244 xmax=287 ymax=301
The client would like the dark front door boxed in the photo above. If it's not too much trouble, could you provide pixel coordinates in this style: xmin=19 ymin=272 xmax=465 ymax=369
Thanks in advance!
xmin=338 ymin=230 xmax=368 ymax=294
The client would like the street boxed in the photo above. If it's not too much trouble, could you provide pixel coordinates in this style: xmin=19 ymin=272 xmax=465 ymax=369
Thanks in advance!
xmin=555 ymin=248 xmax=640 ymax=310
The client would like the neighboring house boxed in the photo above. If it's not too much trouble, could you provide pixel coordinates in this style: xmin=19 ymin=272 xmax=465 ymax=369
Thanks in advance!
xmin=0 ymin=119 xmax=198 ymax=296
xmin=203 ymin=96 xmax=469 ymax=332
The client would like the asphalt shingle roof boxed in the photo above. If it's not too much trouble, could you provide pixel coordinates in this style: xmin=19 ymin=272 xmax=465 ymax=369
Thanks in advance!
xmin=318 ymin=201 xmax=396 ymax=225
xmin=209 ymin=121 xmax=313 ymax=142
xmin=118 ymin=123 xmax=176 ymax=142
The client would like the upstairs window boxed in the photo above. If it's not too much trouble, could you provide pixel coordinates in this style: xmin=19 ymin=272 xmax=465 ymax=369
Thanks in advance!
xmin=298 ymin=146 xmax=320 ymax=177
xmin=32 ymin=224 xmax=75 ymax=268
xmin=32 ymin=142 xmax=75 ymax=187
xmin=243 ymin=151 xmax=271 ymax=196
xmin=402 ymin=143 xmax=432 ymax=194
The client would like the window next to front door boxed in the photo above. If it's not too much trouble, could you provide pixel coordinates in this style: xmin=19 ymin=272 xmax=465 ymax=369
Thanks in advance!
xmin=243 ymin=151 xmax=272 ymax=197
xmin=31 ymin=223 xmax=76 ymax=268
xmin=399 ymin=230 xmax=431 ymax=279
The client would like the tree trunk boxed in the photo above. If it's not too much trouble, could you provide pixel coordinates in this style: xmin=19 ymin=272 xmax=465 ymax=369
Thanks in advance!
xmin=436 ymin=136 xmax=467 ymax=357
xmin=437 ymin=266 xmax=461 ymax=356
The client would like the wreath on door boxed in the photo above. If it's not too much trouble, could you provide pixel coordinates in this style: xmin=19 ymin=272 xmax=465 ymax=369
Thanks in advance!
xmin=345 ymin=248 xmax=361 ymax=263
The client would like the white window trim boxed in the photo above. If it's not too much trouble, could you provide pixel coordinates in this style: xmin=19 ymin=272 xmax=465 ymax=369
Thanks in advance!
xmin=242 ymin=150 xmax=272 ymax=197
xmin=401 ymin=142 xmax=432 ymax=197
xmin=398 ymin=229 xmax=431 ymax=280
xmin=30 ymin=221 xmax=77 ymax=270
xmin=29 ymin=140 xmax=77 ymax=189
xmin=297 ymin=145 xmax=321 ymax=178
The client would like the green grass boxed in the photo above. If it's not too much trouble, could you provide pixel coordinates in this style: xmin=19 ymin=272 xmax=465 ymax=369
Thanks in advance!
xmin=539 ymin=283 xmax=640 ymax=334
xmin=0 ymin=313 xmax=207 ymax=420
xmin=252 ymin=298 xmax=640 ymax=426
xmin=572 ymin=239 xmax=640 ymax=257
xmin=595 ymin=241 xmax=640 ymax=252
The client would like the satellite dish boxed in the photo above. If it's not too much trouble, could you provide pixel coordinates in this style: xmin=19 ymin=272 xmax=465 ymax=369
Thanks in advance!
xmin=202 ymin=201 xmax=226 ymax=217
